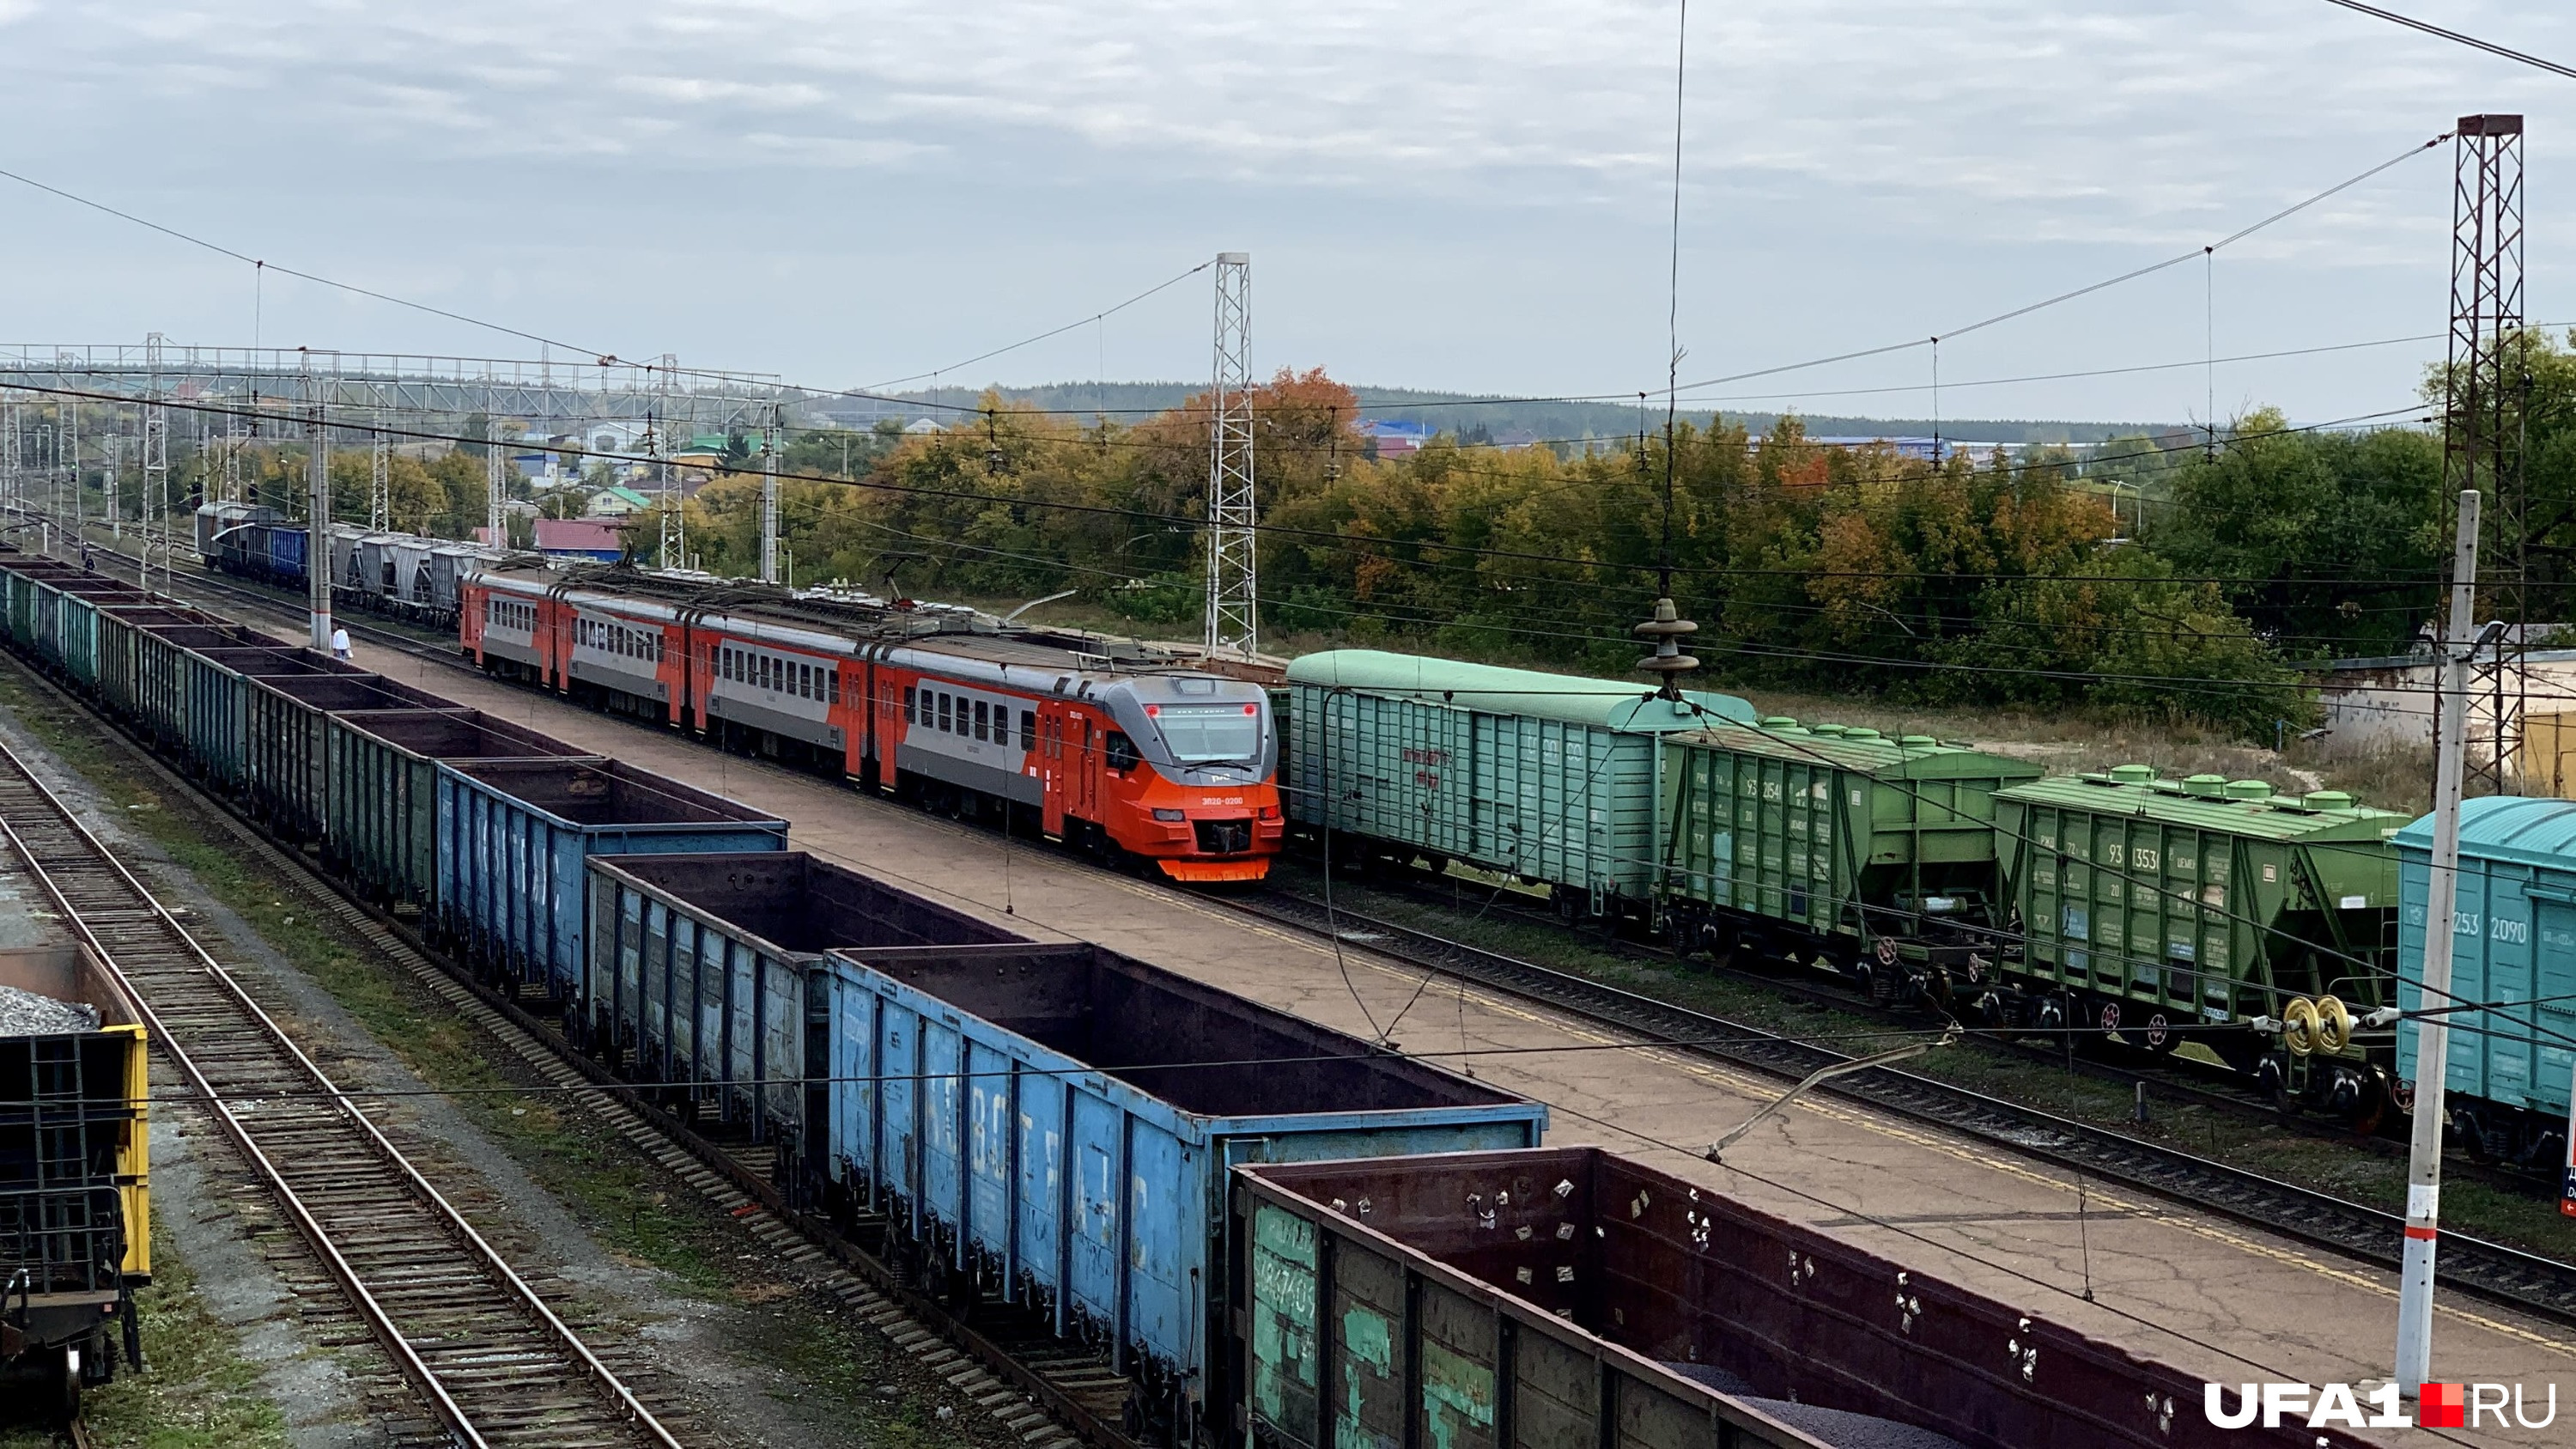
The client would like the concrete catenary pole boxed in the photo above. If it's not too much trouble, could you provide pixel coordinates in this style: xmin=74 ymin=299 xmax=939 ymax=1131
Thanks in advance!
xmin=2395 ymin=486 xmax=2482 ymax=1390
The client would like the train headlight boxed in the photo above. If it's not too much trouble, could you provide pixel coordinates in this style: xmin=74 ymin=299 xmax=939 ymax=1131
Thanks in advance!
xmin=1152 ymin=808 xmax=1187 ymax=822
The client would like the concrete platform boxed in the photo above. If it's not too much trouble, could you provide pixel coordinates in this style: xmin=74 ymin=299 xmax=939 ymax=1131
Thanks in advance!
xmin=289 ymin=629 xmax=2576 ymax=1443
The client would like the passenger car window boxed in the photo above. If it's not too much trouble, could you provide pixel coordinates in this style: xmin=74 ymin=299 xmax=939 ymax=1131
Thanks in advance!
xmin=975 ymin=700 xmax=989 ymax=741
xmin=904 ymin=685 xmax=916 ymax=721
xmin=1020 ymin=710 xmax=1036 ymax=750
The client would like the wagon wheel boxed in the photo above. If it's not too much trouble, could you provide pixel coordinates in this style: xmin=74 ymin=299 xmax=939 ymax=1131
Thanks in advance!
xmin=47 ymin=1345 xmax=80 ymax=1428
xmin=2030 ymin=992 xmax=2074 ymax=1055
xmin=2140 ymin=1010 xmax=2182 ymax=1056
xmin=1698 ymin=919 xmax=1741 ymax=971
xmin=2348 ymin=1075 xmax=2390 ymax=1136
xmin=2253 ymin=1054 xmax=2294 ymax=1116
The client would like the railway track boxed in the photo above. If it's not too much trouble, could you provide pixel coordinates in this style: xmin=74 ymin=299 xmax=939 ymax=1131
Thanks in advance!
xmin=0 ymin=733 xmax=685 ymax=1449
xmin=1305 ymin=860 xmax=2567 ymax=1199
xmin=0 ymin=620 xmax=1116 ymax=1449
xmin=63 ymin=537 xmax=2576 ymax=1331
xmin=1221 ymin=889 xmax=2576 ymax=1331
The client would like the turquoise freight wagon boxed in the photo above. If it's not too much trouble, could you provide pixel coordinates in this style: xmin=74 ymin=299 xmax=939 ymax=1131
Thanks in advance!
xmin=1285 ymin=649 xmax=1755 ymax=919
xmin=2395 ymin=796 xmax=2576 ymax=1163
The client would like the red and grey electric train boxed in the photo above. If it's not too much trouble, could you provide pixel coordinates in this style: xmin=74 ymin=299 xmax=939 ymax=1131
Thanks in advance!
xmin=458 ymin=563 xmax=1283 ymax=881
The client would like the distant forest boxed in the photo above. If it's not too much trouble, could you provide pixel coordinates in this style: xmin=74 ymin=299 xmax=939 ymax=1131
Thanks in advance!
xmin=800 ymin=381 xmax=2165 ymax=447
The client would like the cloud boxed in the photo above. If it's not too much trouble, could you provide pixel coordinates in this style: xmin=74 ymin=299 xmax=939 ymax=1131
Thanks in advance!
xmin=0 ymin=0 xmax=2567 ymax=417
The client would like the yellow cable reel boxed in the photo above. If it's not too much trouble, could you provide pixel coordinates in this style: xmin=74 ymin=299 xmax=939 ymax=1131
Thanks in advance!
xmin=2281 ymin=996 xmax=2320 ymax=1057
xmin=2314 ymin=995 xmax=2353 ymax=1056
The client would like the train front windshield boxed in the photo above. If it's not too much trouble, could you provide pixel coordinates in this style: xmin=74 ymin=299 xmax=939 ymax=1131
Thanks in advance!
xmin=1151 ymin=703 xmax=1263 ymax=764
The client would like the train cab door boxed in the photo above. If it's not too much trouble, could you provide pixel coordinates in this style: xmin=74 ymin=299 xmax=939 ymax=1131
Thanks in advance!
xmin=1038 ymin=707 xmax=1068 ymax=837
xmin=1070 ymin=714 xmax=1099 ymax=824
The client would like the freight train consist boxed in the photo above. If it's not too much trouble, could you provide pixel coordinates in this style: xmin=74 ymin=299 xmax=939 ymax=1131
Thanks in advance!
xmin=419 ymin=551 xmax=2551 ymax=1163
xmin=459 ymin=560 xmax=1284 ymax=882
xmin=1284 ymin=649 xmax=2429 ymax=1134
xmin=196 ymin=503 xmax=510 ymax=630
xmin=0 ymin=549 xmax=2346 ymax=1449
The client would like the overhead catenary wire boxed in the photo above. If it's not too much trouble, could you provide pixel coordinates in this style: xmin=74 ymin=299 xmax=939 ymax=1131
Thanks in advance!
xmin=860 ymin=260 xmax=1216 ymax=392
xmin=1 ymin=119 xmax=2451 ymax=438
xmin=0 ymin=166 xmax=618 ymax=361
xmin=1657 ymin=131 xmax=2452 ymax=398
xmin=2317 ymin=0 xmax=2576 ymax=80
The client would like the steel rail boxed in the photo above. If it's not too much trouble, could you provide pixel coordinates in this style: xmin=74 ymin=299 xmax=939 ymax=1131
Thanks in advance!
xmin=0 ymin=616 xmax=1125 ymax=1449
xmin=1327 ymin=863 xmax=2561 ymax=1197
xmin=0 ymin=732 xmax=683 ymax=1448
xmin=1222 ymin=890 xmax=2576 ymax=1328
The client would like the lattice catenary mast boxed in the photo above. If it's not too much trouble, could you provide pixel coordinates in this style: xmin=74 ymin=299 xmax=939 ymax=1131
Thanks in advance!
xmin=1205 ymin=253 xmax=1256 ymax=657
xmin=1 ymin=393 xmax=18 ymax=523
xmin=306 ymin=352 xmax=332 ymax=648
xmin=143 ymin=332 xmax=167 ymax=594
xmin=657 ymin=355 xmax=683 ymax=570
xmin=484 ymin=380 xmax=507 ymax=549
xmin=760 ymin=402 xmax=781 ymax=585
xmin=2448 ymin=114 xmax=2528 ymax=795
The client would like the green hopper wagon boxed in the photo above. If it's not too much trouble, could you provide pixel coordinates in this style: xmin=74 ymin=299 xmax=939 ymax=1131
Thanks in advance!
xmin=1994 ymin=766 xmax=2407 ymax=1112
xmin=1660 ymin=719 xmax=2041 ymax=999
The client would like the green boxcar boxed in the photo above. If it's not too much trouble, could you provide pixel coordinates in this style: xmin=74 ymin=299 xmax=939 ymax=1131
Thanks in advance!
xmin=53 ymin=587 xmax=146 ymax=693
xmin=1284 ymin=649 xmax=1755 ymax=916
xmin=94 ymin=606 xmax=230 ymax=723
xmin=245 ymin=672 xmax=449 ymax=844
xmin=3 ymin=566 xmax=34 ymax=648
xmin=1660 ymin=719 xmax=2042 ymax=987
xmin=325 ymin=707 xmax=601 ymax=910
xmin=0 ymin=563 xmax=80 ymax=651
xmin=180 ymin=646 xmax=337 ymax=796
xmin=129 ymin=624 xmax=256 ymax=752
xmin=26 ymin=575 xmax=143 ymax=673
xmin=1994 ymin=766 xmax=2405 ymax=1067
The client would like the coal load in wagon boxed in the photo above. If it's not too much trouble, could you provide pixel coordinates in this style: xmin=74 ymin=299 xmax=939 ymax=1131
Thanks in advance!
xmin=0 ymin=981 xmax=101 ymax=1036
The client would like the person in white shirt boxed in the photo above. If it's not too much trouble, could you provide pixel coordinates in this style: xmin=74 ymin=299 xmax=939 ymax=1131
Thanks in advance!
xmin=331 ymin=626 xmax=352 ymax=661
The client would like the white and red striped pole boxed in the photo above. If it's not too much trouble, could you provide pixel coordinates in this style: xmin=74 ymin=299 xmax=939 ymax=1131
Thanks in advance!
xmin=2396 ymin=488 xmax=2480 ymax=1392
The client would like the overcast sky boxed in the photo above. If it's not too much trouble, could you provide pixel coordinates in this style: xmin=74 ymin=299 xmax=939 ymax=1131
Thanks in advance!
xmin=1 ymin=1 xmax=2569 ymax=427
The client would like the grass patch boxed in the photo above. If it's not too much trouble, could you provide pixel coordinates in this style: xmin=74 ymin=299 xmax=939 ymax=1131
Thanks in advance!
xmin=1290 ymin=863 xmax=2576 ymax=1260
